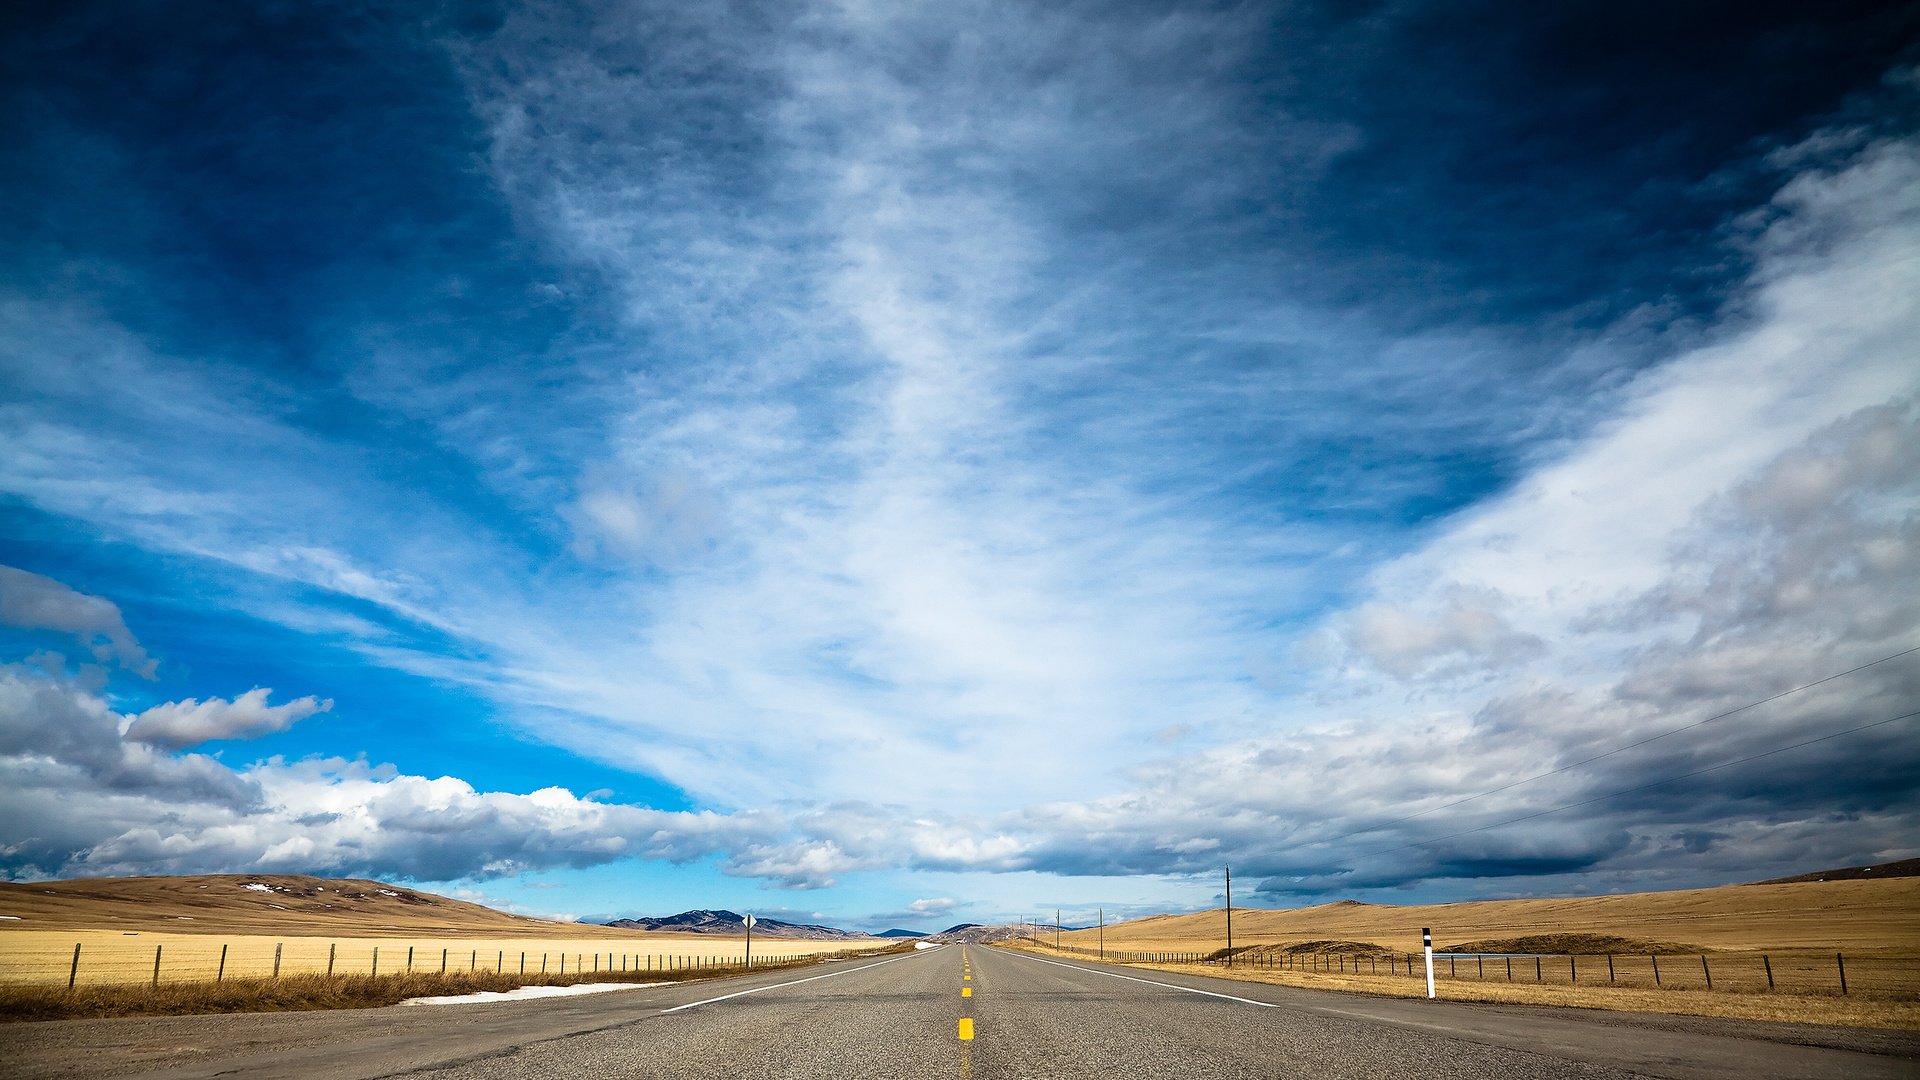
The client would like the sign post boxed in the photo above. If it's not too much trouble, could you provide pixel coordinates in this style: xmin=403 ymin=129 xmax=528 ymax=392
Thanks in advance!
xmin=1422 ymin=927 xmax=1435 ymax=999
xmin=745 ymin=914 xmax=756 ymax=969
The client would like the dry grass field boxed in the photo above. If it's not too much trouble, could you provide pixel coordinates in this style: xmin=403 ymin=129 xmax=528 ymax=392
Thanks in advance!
xmin=1064 ymin=877 xmax=1920 ymax=954
xmin=0 ymin=874 xmax=890 ymax=994
xmin=0 ymin=874 xmax=662 ymax=937
xmin=0 ymin=929 xmax=877 ymax=988
xmin=1019 ymin=875 xmax=1920 ymax=1029
xmin=1001 ymin=941 xmax=1920 ymax=1029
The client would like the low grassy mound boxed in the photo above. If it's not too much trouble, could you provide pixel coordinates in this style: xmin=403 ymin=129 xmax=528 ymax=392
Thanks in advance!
xmin=1210 ymin=940 xmax=1398 ymax=961
xmin=1443 ymin=933 xmax=1705 ymax=955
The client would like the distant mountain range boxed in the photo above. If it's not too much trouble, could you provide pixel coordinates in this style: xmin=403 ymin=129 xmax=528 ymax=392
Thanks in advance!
xmin=602 ymin=909 xmax=876 ymax=940
xmin=876 ymin=928 xmax=927 ymax=938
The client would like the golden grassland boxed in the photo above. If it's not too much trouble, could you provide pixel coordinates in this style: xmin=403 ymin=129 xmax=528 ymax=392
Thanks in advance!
xmin=1067 ymin=877 xmax=1920 ymax=953
xmin=0 ymin=873 xmax=672 ymax=937
xmin=0 ymin=929 xmax=882 ymax=988
xmin=1000 ymin=940 xmax=1920 ymax=1029
xmin=0 ymin=873 xmax=892 ymax=999
xmin=0 ymin=943 xmax=916 ymax=1023
xmin=1015 ymin=876 xmax=1920 ymax=1030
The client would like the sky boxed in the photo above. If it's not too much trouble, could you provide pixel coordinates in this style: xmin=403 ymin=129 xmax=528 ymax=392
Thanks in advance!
xmin=1 ymin=1 xmax=1916 ymax=933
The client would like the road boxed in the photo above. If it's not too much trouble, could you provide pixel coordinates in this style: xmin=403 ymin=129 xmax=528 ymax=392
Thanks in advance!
xmin=3 ymin=944 xmax=1916 ymax=1079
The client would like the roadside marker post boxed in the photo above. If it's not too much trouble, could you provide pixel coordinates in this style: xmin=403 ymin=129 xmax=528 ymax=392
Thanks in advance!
xmin=745 ymin=913 xmax=756 ymax=970
xmin=1422 ymin=928 xmax=1435 ymax=999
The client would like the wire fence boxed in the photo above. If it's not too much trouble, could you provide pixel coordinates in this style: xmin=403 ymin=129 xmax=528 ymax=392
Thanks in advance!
xmin=1034 ymin=942 xmax=1920 ymax=997
xmin=0 ymin=939 xmax=882 ymax=989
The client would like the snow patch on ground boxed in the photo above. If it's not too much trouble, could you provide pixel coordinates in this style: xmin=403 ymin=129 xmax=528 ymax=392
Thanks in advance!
xmin=914 ymin=941 xmax=940 ymax=950
xmin=400 ymin=983 xmax=666 ymax=1007
xmin=242 ymin=883 xmax=275 ymax=893
xmin=0 ymin=915 xmax=21 ymax=921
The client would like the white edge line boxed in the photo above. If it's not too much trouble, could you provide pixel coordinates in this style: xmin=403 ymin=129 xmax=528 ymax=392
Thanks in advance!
xmin=1012 ymin=951 xmax=1278 ymax=1008
xmin=660 ymin=946 xmax=939 ymax=1013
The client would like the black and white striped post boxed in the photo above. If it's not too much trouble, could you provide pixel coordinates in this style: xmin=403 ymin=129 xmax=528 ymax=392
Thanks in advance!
xmin=1422 ymin=928 xmax=1435 ymax=999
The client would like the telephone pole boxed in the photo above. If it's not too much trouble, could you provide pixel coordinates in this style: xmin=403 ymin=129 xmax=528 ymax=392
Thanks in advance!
xmin=1225 ymin=865 xmax=1233 ymax=967
xmin=1055 ymin=909 xmax=1061 ymax=951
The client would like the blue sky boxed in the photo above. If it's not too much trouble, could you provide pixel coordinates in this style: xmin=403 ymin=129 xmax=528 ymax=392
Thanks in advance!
xmin=2 ymin=1 xmax=1916 ymax=932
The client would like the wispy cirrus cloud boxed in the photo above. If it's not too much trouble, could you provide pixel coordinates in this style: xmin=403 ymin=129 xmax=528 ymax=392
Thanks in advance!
xmin=0 ymin=0 xmax=1914 ymax=922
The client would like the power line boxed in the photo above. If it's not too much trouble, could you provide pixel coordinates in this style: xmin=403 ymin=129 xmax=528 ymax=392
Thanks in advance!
xmin=1298 ymin=644 xmax=1920 ymax=852
xmin=1349 ymin=707 xmax=1920 ymax=863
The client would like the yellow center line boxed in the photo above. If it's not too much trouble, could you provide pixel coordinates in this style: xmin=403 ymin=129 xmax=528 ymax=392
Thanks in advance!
xmin=958 ymin=1018 xmax=974 ymax=1040
xmin=962 ymin=987 xmax=971 ymax=997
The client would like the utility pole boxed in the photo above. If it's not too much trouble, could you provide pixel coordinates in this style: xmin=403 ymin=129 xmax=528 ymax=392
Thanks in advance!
xmin=1225 ymin=865 xmax=1233 ymax=967
xmin=1099 ymin=907 xmax=1105 ymax=960
xmin=1055 ymin=909 xmax=1061 ymax=951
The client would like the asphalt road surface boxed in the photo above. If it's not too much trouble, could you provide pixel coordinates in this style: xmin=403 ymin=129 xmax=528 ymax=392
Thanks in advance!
xmin=4 ymin=944 xmax=1916 ymax=1079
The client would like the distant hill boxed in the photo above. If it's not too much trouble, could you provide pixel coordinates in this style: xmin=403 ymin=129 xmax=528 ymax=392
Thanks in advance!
xmin=1750 ymin=858 xmax=1920 ymax=884
xmin=0 ymin=874 xmax=639 ymax=938
xmin=876 ymin=928 xmax=927 ymax=938
xmin=603 ymin=909 xmax=873 ymax=940
xmin=931 ymin=922 xmax=1064 ymax=943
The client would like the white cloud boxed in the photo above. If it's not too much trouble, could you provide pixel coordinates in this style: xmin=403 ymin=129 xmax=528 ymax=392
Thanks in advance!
xmin=125 ymin=688 xmax=333 ymax=750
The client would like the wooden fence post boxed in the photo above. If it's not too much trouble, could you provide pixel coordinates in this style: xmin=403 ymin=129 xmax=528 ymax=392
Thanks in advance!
xmin=152 ymin=944 xmax=162 ymax=988
xmin=328 ymin=943 xmax=336 ymax=977
xmin=373 ymin=947 xmax=379 ymax=976
xmin=407 ymin=946 xmax=414 ymax=971
xmin=1763 ymin=955 xmax=1773 ymax=990
xmin=1700 ymin=955 xmax=1710 ymax=990
xmin=1606 ymin=954 xmax=1614 ymax=982
xmin=273 ymin=943 xmax=282 ymax=978
xmin=68 ymin=943 xmax=80 ymax=990
xmin=218 ymin=944 xmax=228 ymax=982
xmin=1837 ymin=953 xmax=1848 ymax=995
xmin=1651 ymin=955 xmax=1660 ymax=986
xmin=440 ymin=948 xmax=447 ymax=974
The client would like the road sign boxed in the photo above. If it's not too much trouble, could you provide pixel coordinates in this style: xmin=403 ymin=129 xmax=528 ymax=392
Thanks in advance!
xmin=744 ymin=914 xmax=756 ymax=928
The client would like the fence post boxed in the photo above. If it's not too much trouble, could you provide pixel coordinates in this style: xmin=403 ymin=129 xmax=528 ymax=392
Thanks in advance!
xmin=373 ymin=947 xmax=379 ymax=976
xmin=1506 ymin=956 xmax=1512 ymax=982
xmin=274 ymin=943 xmax=283 ymax=978
xmin=407 ymin=946 xmax=414 ymax=971
xmin=218 ymin=944 xmax=228 ymax=982
xmin=1535 ymin=956 xmax=1542 ymax=982
xmin=441 ymin=948 xmax=447 ymax=974
xmin=470 ymin=949 xmax=476 ymax=971
xmin=1607 ymin=954 xmax=1614 ymax=982
xmin=328 ymin=943 xmax=336 ymax=977
xmin=1651 ymin=955 xmax=1659 ymax=986
xmin=1837 ymin=953 xmax=1848 ymax=995
xmin=152 ymin=944 xmax=162 ymax=988
xmin=1571 ymin=955 xmax=1577 ymax=983
xmin=1763 ymin=954 xmax=1773 ymax=990
xmin=1701 ymin=955 xmax=1711 ymax=990
xmin=68 ymin=943 xmax=80 ymax=990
